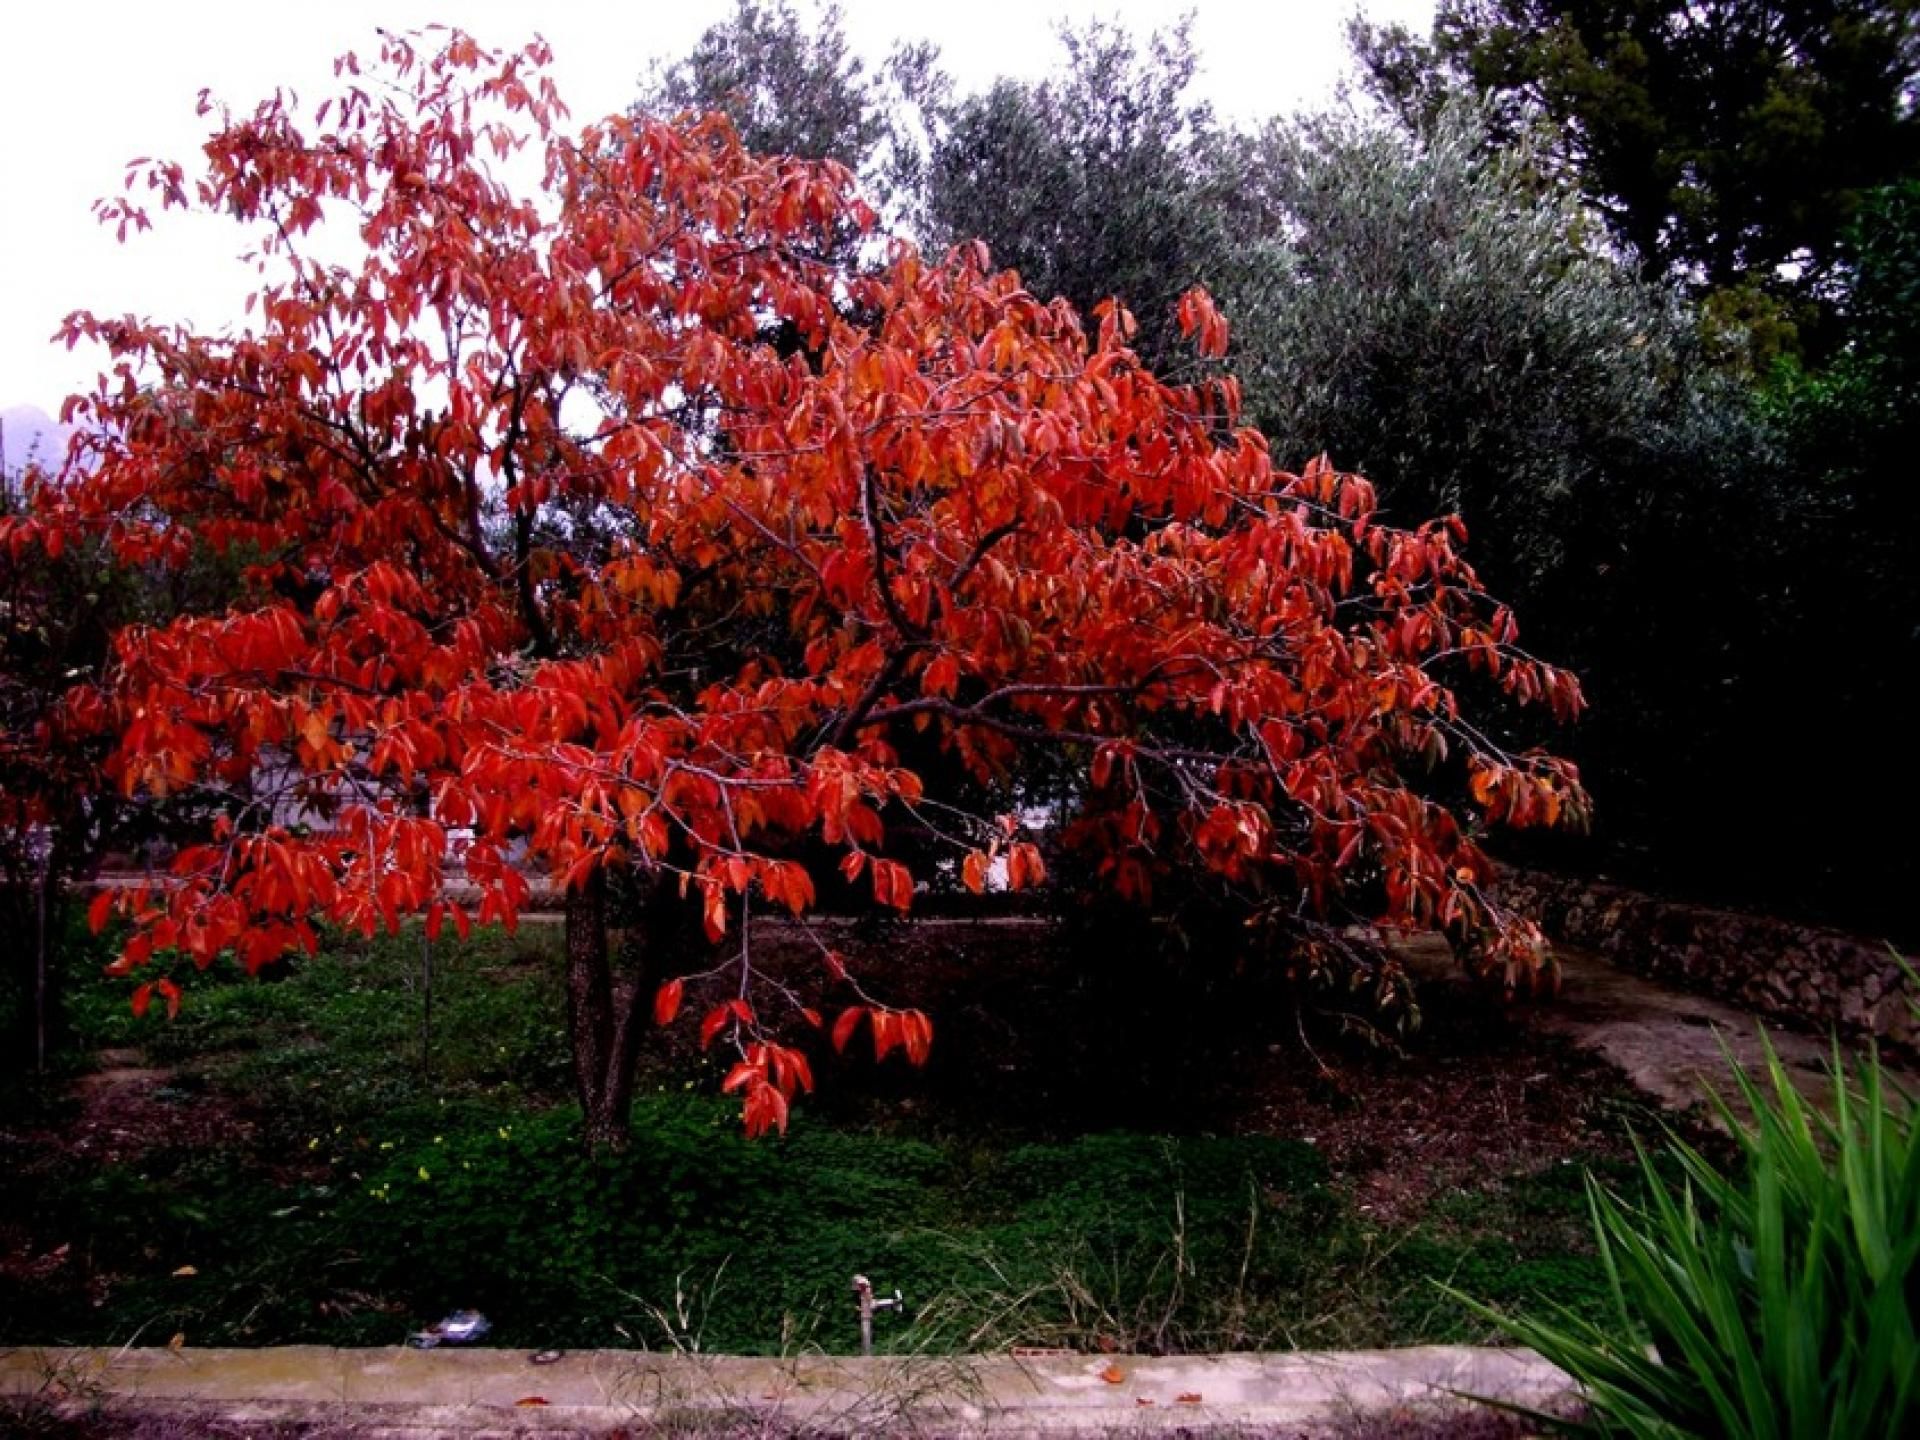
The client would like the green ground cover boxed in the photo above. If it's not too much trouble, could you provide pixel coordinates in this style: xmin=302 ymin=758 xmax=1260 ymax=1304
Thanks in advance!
xmin=1 ymin=919 xmax=1647 ymax=1355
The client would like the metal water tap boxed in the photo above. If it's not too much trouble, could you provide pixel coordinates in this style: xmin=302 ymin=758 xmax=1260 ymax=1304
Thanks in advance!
xmin=851 ymin=1273 xmax=905 ymax=1355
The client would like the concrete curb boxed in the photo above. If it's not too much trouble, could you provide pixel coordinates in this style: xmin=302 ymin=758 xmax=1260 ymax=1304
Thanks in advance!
xmin=2 ymin=1344 xmax=1572 ymax=1435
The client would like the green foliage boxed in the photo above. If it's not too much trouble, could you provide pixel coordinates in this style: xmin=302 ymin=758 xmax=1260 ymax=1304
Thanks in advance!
xmin=90 ymin=924 xmax=571 ymax=1122
xmin=0 ymin=1140 xmax=401 ymax=1348
xmin=1352 ymin=1 xmax=1920 ymax=324
xmin=1228 ymin=100 xmax=1754 ymax=590
xmin=337 ymin=1109 xmax=1335 ymax=1351
xmin=3 ymin=1085 xmax=1353 ymax=1353
xmin=1461 ymin=1037 xmax=1920 ymax=1438
xmin=1221 ymin=100 xmax=1802 ymax=908
xmin=5 ymin=923 xmax=1634 ymax=1356
xmin=642 ymin=0 xmax=876 ymax=167
xmin=636 ymin=0 xmax=940 ymax=217
xmin=1392 ymin=1159 xmax=1628 ymax=1332
xmin=1843 ymin=179 xmax=1920 ymax=386
xmin=915 ymin=18 xmax=1243 ymax=371
xmin=1706 ymin=179 xmax=1920 ymax=924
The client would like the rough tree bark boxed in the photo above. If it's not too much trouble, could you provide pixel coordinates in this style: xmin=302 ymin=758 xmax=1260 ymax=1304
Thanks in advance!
xmin=564 ymin=866 xmax=696 ymax=1153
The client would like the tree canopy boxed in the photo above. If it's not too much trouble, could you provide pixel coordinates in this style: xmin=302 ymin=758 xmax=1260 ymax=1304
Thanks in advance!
xmin=914 ymin=18 xmax=1243 ymax=373
xmin=6 ymin=31 xmax=1589 ymax=1141
xmin=1352 ymin=1 xmax=1920 ymax=331
xmin=637 ymin=0 xmax=941 ymax=221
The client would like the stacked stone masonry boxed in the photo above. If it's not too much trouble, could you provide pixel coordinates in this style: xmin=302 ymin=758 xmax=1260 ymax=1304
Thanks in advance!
xmin=1496 ymin=869 xmax=1918 ymax=1057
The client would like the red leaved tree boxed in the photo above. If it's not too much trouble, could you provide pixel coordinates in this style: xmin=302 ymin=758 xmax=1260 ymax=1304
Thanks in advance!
xmin=6 ymin=30 xmax=1587 ymax=1148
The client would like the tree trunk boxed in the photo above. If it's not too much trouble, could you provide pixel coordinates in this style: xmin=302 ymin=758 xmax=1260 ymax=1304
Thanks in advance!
xmin=565 ymin=869 xmax=645 ymax=1152
xmin=565 ymin=865 xmax=703 ymax=1153
xmin=34 ymin=858 xmax=50 ymax=1074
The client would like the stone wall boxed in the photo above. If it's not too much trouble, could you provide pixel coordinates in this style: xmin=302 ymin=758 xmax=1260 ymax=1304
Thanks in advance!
xmin=1496 ymin=869 xmax=1919 ymax=1055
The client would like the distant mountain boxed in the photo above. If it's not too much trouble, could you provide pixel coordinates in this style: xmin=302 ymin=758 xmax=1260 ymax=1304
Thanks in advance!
xmin=2 ymin=405 xmax=70 ymax=476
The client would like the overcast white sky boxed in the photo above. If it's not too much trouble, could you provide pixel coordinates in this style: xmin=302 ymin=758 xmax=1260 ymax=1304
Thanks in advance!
xmin=0 ymin=1 xmax=1430 ymax=415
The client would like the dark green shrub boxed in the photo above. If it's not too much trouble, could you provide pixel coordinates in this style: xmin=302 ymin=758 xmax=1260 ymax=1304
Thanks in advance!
xmin=1462 ymin=1036 xmax=1920 ymax=1438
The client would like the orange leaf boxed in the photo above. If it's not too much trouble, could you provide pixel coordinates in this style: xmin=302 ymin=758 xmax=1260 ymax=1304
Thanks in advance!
xmin=961 ymin=851 xmax=988 ymax=895
xmin=741 ymin=1078 xmax=790 ymax=1137
xmin=900 ymin=1009 xmax=933 ymax=1066
xmin=1100 ymin=1364 xmax=1126 ymax=1385
xmin=653 ymin=978 xmax=684 ymax=1026
xmin=831 ymin=1006 xmax=864 ymax=1054
xmin=871 ymin=1009 xmax=901 ymax=1062
xmin=1006 ymin=843 xmax=1046 ymax=890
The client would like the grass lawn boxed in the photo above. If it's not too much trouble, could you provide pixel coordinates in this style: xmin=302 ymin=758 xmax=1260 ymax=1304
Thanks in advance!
xmin=0 ymin=911 xmax=1673 ymax=1355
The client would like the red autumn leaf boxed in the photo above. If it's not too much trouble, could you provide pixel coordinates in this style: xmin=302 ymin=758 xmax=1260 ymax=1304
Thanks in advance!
xmin=767 ymin=1043 xmax=814 ymax=1095
xmin=961 ymin=851 xmax=988 ymax=895
xmin=1005 ymin=843 xmax=1046 ymax=891
xmin=88 ymin=889 xmax=115 ymax=933
xmin=900 ymin=1009 xmax=934 ymax=1066
xmin=831 ymin=1006 xmax=865 ymax=1054
xmin=702 ymin=884 xmax=728 ymax=941
xmin=130 ymin=982 xmax=154 ymax=1019
xmin=653 ymin=978 xmax=685 ymax=1027
xmin=741 ymin=1077 xmax=790 ymax=1138
xmin=871 ymin=1009 xmax=901 ymax=1063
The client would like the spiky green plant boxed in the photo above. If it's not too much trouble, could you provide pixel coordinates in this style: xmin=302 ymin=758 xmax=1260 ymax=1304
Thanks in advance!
xmin=1457 ymin=1014 xmax=1919 ymax=1438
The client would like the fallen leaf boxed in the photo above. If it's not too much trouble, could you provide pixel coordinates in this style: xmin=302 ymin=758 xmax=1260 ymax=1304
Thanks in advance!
xmin=1100 ymin=1364 xmax=1126 ymax=1385
xmin=1135 ymin=1396 xmax=1156 ymax=1407
xmin=1176 ymin=1392 xmax=1203 ymax=1404
xmin=515 ymin=1396 xmax=549 ymax=1407
xmin=172 ymin=1265 xmax=198 ymax=1277
xmin=1095 ymin=1334 xmax=1119 ymax=1353
xmin=167 ymin=1333 xmax=186 ymax=1351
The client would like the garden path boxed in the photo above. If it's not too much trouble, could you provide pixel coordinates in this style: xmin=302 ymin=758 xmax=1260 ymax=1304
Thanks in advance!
xmin=1396 ymin=935 xmax=1912 ymax=1123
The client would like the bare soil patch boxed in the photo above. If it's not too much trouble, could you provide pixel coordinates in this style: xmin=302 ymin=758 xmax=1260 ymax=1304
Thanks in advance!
xmin=57 ymin=1049 xmax=253 ymax=1170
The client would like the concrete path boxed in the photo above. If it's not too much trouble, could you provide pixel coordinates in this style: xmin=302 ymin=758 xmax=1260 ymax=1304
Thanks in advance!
xmin=1397 ymin=936 xmax=1913 ymax=1123
xmin=1 ymin=1343 xmax=1570 ymax=1436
